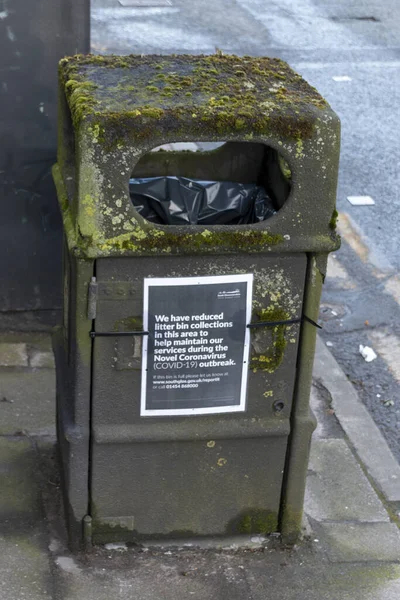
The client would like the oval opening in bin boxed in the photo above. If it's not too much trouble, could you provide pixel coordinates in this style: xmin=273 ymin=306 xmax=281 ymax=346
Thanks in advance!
xmin=129 ymin=141 xmax=292 ymax=226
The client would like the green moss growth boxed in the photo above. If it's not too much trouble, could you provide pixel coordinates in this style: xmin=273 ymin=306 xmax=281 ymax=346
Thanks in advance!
xmin=56 ymin=54 xmax=336 ymax=258
xmin=92 ymin=520 xmax=134 ymax=544
xmin=114 ymin=316 xmax=143 ymax=332
xmin=250 ymin=306 xmax=289 ymax=373
xmin=89 ymin=502 xmax=134 ymax=544
xmin=280 ymin=503 xmax=303 ymax=544
xmin=58 ymin=53 xmax=328 ymax=140
xmin=88 ymin=122 xmax=105 ymax=144
xmin=329 ymin=208 xmax=339 ymax=230
xmin=140 ymin=107 xmax=164 ymax=119
xmin=278 ymin=154 xmax=292 ymax=181
xmin=64 ymin=79 xmax=99 ymax=128
xmin=229 ymin=509 xmax=278 ymax=534
xmin=52 ymin=164 xmax=79 ymax=251
xmin=103 ymin=228 xmax=284 ymax=255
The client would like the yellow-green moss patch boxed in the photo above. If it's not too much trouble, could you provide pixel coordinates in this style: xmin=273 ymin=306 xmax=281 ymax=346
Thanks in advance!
xmin=228 ymin=509 xmax=278 ymax=534
xmin=329 ymin=208 xmax=339 ymax=230
xmin=250 ymin=306 xmax=289 ymax=373
xmin=59 ymin=53 xmax=328 ymax=143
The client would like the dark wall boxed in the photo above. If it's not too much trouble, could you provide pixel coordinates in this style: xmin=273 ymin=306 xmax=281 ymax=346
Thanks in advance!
xmin=0 ymin=0 xmax=89 ymax=314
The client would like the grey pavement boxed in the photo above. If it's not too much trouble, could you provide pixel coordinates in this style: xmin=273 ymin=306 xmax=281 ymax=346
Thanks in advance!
xmin=1 ymin=332 xmax=400 ymax=599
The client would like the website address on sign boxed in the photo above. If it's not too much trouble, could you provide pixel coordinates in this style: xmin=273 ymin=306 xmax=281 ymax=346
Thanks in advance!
xmin=153 ymin=377 xmax=221 ymax=386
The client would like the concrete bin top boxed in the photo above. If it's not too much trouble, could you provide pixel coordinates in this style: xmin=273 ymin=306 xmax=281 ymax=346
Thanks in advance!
xmin=54 ymin=53 xmax=340 ymax=259
xmin=59 ymin=54 xmax=329 ymax=143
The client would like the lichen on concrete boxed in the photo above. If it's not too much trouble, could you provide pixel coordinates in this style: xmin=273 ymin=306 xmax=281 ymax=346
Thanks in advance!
xmin=329 ymin=208 xmax=339 ymax=231
xmin=55 ymin=53 xmax=340 ymax=259
xmin=248 ymin=266 xmax=303 ymax=373
xmin=250 ymin=306 xmax=289 ymax=373
xmin=59 ymin=53 xmax=328 ymax=145
xmin=114 ymin=316 xmax=143 ymax=332
xmin=228 ymin=508 xmax=278 ymax=534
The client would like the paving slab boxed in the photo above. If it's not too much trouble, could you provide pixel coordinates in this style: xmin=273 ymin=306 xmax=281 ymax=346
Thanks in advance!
xmin=314 ymin=337 xmax=400 ymax=505
xmin=30 ymin=350 xmax=55 ymax=369
xmin=0 ymin=525 xmax=54 ymax=600
xmin=53 ymin=550 xmax=253 ymax=600
xmin=0 ymin=370 xmax=55 ymax=436
xmin=305 ymin=439 xmax=389 ymax=522
xmin=317 ymin=522 xmax=400 ymax=563
xmin=0 ymin=342 xmax=28 ymax=367
xmin=246 ymin=558 xmax=400 ymax=600
xmin=309 ymin=383 xmax=344 ymax=440
xmin=51 ymin=545 xmax=400 ymax=600
xmin=0 ymin=437 xmax=54 ymax=600
xmin=0 ymin=437 xmax=42 ymax=519
xmin=0 ymin=332 xmax=53 ymax=349
xmin=0 ymin=333 xmax=55 ymax=368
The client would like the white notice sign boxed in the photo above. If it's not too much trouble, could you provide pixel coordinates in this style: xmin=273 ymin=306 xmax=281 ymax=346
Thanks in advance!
xmin=141 ymin=274 xmax=253 ymax=416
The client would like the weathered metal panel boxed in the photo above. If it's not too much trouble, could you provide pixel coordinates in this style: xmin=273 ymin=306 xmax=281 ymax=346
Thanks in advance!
xmin=0 ymin=0 xmax=89 ymax=311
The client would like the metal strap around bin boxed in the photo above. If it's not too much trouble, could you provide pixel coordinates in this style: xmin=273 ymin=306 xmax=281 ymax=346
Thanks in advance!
xmin=247 ymin=315 xmax=322 ymax=330
xmin=90 ymin=315 xmax=321 ymax=339
xmin=89 ymin=330 xmax=149 ymax=339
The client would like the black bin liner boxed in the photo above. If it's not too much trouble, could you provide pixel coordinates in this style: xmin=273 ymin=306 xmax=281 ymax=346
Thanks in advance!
xmin=129 ymin=176 xmax=276 ymax=225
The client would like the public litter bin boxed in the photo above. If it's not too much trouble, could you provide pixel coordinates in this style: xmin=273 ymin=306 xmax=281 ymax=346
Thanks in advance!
xmin=53 ymin=53 xmax=340 ymax=549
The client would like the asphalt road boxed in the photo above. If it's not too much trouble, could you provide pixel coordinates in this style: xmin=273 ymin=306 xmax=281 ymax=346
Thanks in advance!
xmin=91 ymin=0 xmax=400 ymax=460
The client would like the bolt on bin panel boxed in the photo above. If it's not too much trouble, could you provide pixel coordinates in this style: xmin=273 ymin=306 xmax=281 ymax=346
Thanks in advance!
xmin=89 ymin=253 xmax=306 ymax=540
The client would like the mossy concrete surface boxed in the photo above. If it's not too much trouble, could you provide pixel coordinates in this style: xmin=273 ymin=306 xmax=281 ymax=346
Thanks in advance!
xmin=59 ymin=54 xmax=327 ymax=139
xmin=55 ymin=53 xmax=340 ymax=258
